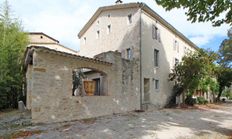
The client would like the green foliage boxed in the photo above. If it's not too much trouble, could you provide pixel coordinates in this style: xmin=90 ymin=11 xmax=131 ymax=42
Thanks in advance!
xmin=0 ymin=0 xmax=28 ymax=109
xmin=167 ymin=49 xmax=217 ymax=107
xmin=185 ymin=95 xmax=196 ymax=106
xmin=155 ymin=0 xmax=232 ymax=26
xmin=222 ymin=87 xmax=232 ymax=99
xmin=218 ymin=28 xmax=232 ymax=68
xmin=197 ymin=97 xmax=208 ymax=104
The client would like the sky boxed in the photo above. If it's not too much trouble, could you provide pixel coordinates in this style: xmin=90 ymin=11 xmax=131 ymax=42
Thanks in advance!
xmin=2 ymin=0 xmax=231 ymax=51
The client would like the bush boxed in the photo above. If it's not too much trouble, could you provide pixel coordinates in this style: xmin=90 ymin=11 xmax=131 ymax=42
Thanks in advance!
xmin=185 ymin=96 xmax=196 ymax=106
xmin=197 ymin=97 xmax=208 ymax=104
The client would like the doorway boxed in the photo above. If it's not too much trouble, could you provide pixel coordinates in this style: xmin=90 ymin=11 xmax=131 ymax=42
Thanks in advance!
xmin=144 ymin=78 xmax=150 ymax=103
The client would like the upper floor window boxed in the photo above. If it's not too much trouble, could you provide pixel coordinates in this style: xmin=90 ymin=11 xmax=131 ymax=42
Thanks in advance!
xmin=155 ymin=79 xmax=159 ymax=90
xmin=127 ymin=14 xmax=132 ymax=24
xmin=108 ymin=14 xmax=111 ymax=18
xmin=126 ymin=48 xmax=132 ymax=60
xmin=154 ymin=49 xmax=159 ymax=67
xmin=152 ymin=25 xmax=161 ymax=42
xmin=174 ymin=58 xmax=179 ymax=66
xmin=107 ymin=25 xmax=111 ymax=34
xmin=173 ymin=40 xmax=179 ymax=52
xmin=84 ymin=37 xmax=86 ymax=44
xmin=96 ymin=30 xmax=100 ymax=39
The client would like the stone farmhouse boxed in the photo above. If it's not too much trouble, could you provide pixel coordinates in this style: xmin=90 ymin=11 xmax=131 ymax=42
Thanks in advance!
xmin=24 ymin=2 xmax=198 ymax=123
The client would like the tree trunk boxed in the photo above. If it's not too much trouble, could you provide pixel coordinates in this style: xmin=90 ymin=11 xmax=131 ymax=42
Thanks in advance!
xmin=216 ymin=86 xmax=223 ymax=102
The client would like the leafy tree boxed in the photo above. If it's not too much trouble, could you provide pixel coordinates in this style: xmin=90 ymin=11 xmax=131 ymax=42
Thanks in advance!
xmin=218 ymin=28 xmax=232 ymax=67
xmin=155 ymin=0 xmax=232 ymax=26
xmin=215 ymin=28 xmax=232 ymax=101
xmin=166 ymin=49 xmax=217 ymax=107
xmin=0 ymin=0 xmax=28 ymax=109
xmin=216 ymin=67 xmax=232 ymax=101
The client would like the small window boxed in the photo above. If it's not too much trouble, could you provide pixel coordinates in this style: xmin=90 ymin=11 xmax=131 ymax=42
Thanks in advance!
xmin=174 ymin=40 xmax=179 ymax=52
xmin=107 ymin=25 xmax=111 ymax=34
xmin=84 ymin=37 xmax=86 ymax=44
xmin=127 ymin=14 xmax=132 ymax=24
xmin=152 ymin=25 xmax=158 ymax=40
xmin=96 ymin=30 xmax=100 ymax=39
xmin=184 ymin=46 xmax=187 ymax=54
xmin=155 ymin=79 xmax=159 ymax=90
xmin=154 ymin=49 xmax=159 ymax=67
xmin=108 ymin=14 xmax=111 ymax=18
xmin=175 ymin=58 xmax=179 ymax=66
xmin=126 ymin=48 xmax=132 ymax=59
xmin=40 ymin=36 xmax=43 ymax=39
xmin=97 ymin=20 xmax=99 ymax=24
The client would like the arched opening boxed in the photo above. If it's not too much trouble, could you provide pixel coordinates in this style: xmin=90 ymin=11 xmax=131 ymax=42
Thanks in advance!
xmin=72 ymin=67 xmax=108 ymax=96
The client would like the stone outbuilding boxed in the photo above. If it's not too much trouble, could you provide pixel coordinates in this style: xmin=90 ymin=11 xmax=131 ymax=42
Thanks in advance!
xmin=24 ymin=46 xmax=140 ymax=123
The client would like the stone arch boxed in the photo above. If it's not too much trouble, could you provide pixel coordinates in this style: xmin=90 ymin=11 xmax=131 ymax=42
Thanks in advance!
xmin=72 ymin=67 xmax=108 ymax=96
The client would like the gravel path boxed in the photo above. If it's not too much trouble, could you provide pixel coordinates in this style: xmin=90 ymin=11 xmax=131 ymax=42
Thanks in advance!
xmin=1 ymin=103 xmax=232 ymax=139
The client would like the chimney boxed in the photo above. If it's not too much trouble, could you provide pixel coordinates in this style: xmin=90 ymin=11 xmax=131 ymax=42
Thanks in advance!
xmin=115 ymin=0 xmax=123 ymax=4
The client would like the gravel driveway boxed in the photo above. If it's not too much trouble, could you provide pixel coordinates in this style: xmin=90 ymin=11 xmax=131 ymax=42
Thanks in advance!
xmin=1 ymin=103 xmax=232 ymax=139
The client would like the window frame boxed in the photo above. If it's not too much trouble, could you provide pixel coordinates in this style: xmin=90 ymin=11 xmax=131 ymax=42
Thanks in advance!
xmin=126 ymin=48 xmax=132 ymax=60
xmin=127 ymin=14 xmax=132 ymax=25
xmin=154 ymin=49 xmax=159 ymax=67
xmin=155 ymin=79 xmax=159 ymax=90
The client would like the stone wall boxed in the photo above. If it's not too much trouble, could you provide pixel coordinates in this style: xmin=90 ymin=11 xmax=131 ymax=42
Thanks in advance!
xmin=27 ymin=49 xmax=140 ymax=123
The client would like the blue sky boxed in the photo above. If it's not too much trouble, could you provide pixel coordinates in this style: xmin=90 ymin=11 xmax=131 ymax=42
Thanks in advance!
xmin=2 ymin=0 xmax=230 ymax=51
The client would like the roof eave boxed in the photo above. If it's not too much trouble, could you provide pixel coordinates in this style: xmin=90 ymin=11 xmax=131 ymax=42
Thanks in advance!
xmin=78 ymin=3 xmax=141 ymax=38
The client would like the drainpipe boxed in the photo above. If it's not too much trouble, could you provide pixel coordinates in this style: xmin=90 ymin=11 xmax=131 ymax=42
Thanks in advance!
xmin=139 ymin=3 xmax=145 ymax=110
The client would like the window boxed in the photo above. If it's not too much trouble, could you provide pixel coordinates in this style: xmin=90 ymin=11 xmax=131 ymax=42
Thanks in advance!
xmin=96 ymin=30 xmax=100 ymax=39
xmin=126 ymin=48 xmax=132 ymax=59
xmin=155 ymin=79 xmax=159 ymax=90
xmin=154 ymin=49 xmax=159 ymax=67
xmin=127 ymin=14 xmax=132 ymax=24
xmin=107 ymin=25 xmax=111 ymax=34
xmin=152 ymin=25 xmax=158 ymax=40
xmin=152 ymin=25 xmax=161 ymax=42
xmin=108 ymin=14 xmax=111 ymax=18
xmin=173 ymin=40 xmax=179 ymax=52
xmin=40 ymin=36 xmax=43 ymax=39
xmin=184 ymin=46 xmax=187 ymax=54
xmin=84 ymin=37 xmax=86 ymax=44
xmin=97 ymin=20 xmax=99 ymax=24
xmin=175 ymin=58 xmax=179 ymax=66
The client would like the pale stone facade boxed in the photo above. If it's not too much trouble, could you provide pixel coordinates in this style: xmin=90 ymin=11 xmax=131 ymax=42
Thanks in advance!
xmin=78 ymin=2 xmax=197 ymax=108
xmin=25 ymin=2 xmax=199 ymax=123
xmin=25 ymin=46 xmax=140 ymax=123
xmin=28 ymin=32 xmax=77 ymax=55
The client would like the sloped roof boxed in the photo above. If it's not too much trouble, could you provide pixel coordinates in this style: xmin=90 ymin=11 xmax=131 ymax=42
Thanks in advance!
xmin=29 ymin=32 xmax=60 ymax=43
xmin=24 ymin=46 xmax=112 ymax=68
xmin=78 ymin=2 xmax=198 ymax=50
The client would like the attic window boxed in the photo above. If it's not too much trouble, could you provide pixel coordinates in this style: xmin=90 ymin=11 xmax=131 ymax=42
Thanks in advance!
xmin=127 ymin=14 xmax=132 ymax=24
xmin=108 ymin=14 xmax=111 ymax=18
xmin=40 ymin=36 xmax=43 ymax=39
xmin=96 ymin=30 xmax=100 ymax=39
xmin=84 ymin=37 xmax=86 ymax=44
xmin=107 ymin=25 xmax=111 ymax=34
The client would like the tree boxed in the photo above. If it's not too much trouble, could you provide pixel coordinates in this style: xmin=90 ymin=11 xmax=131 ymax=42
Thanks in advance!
xmin=0 ymin=0 xmax=28 ymax=109
xmin=216 ymin=67 xmax=232 ymax=101
xmin=215 ymin=28 xmax=232 ymax=101
xmin=218 ymin=28 xmax=232 ymax=67
xmin=155 ymin=0 xmax=232 ymax=26
xmin=166 ymin=49 xmax=217 ymax=107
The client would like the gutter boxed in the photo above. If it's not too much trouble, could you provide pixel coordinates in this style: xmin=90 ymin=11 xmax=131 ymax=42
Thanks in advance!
xmin=139 ymin=3 xmax=145 ymax=110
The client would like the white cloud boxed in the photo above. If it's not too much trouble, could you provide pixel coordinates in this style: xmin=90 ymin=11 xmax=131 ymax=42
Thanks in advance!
xmin=8 ymin=0 xmax=231 ymax=50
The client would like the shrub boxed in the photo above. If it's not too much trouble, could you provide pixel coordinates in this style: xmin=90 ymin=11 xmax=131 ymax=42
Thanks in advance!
xmin=185 ymin=96 xmax=196 ymax=106
xmin=197 ymin=97 xmax=208 ymax=104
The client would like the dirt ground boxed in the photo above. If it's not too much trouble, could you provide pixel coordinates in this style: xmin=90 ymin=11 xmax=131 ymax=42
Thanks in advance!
xmin=0 ymin=103 xmax=232 ymax=139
